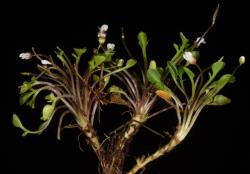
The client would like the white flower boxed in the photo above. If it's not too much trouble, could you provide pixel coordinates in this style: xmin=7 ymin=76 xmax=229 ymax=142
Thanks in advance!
xmin=239 ymin=56 xmax=246 ymax=65
xmin=183 ymin=51 xmax=196 ymax=64
xmin=195 ymin=37 xmax=206 ymax=47
xmin=41 ymin=59 xmax=52 ymax=65
xmin=107 ymin=43 xmax=115 ymax=50
xmin=19 ymin=52 xmax=32 ymax=60
xmin=97 ymin=24 xmax=109 ymax=44
xmin=99 ymin=24 xmax=108 ymax=32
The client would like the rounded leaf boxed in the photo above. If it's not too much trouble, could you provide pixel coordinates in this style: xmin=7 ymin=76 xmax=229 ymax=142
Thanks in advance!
xmin=209 ymin=95 xmax=231 ymax=105
xmin=41 ymin=104 xmax=54 ymax=121
xmin=126 ymin=59 xmax=137 ymax=67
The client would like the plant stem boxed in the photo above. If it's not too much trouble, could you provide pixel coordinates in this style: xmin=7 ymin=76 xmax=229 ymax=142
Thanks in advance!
xmin=118 ymin=114 xmax=147 ymax=150
xmin=127 ymin=136 xmax=180 ymax=174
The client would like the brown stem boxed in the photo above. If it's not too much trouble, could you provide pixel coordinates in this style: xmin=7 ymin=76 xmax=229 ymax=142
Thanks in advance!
xmin=77 ymin=115 xmax=101 ymax=151
xmin=81 ymin=124 xmax=100 ymax=151
xmin=127 ymin=136 xmax=180 ymax=174
xmin=118 ymin=114 xmax=147 ymax=150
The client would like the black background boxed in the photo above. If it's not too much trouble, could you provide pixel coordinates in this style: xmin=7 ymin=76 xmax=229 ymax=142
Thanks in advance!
xmin=2 ymin=0 xmax=249 ymax=174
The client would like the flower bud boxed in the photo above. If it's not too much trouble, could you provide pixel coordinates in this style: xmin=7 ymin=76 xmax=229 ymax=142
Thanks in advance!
xmin=239 ymin=56 xmax=245 ymax=65
xmin=41 ymin=60 xmax=52 ymax=65
xmin=117 ymin=59 xmax=124 ymax=67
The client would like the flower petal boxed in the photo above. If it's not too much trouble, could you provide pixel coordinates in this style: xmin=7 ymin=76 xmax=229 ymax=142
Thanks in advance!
xmin=107 ymin=43 xmax=115 ymax=50
xmin=183 ymin=52 xmax=196 ymax=64
xmin=195 ymin=37 xmax=206 ymax=47
xmin=41 ymin=60 xmax=52 ymax=65
xmin=100 ymin=24 xmax=108 ymax=32
xmin=19 ymin=52 xmax=32 ymax=60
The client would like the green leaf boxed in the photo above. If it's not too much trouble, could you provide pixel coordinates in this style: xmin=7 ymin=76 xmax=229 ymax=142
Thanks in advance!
xmin=138 ymin=32 xmax=148 ymax=51
xmin=212 ymin=61 xmax=225 ymax=77
xmin=104 ymin=51 xmax=114 ymax=61
xmin=41 ymin=104 xmax=55 ymax=121
xmin=167 ymin=61 xmax=178 ymax=83
xmin=94 ymin=55 xmax=106 ymax=66
xmin=26 ymin=90 xmax=40 ymax=109
xmin=45 ymin=93 xmax=56 ymax=103
xmin=205 ymin=74 xmax=235 ymax=101
xmin=73 ymin=47 xmax=87 ymax=58
xmin=103 ymin=59 xmax=136 ymax=78
xmin=89 ymin=55 xmax=106 ymax=70
xmin=147 ymin=68 xmax=167 ymax=91
xmin=12 ymin=113 xmax=25 ymax=129
xmin=173 ymin=43 xmax=179 ymax=51
xmin=183 ymin=67 xmax=195 ymax=98
xmin=12 ymin=114 xmax=35 ymax=136
xmin=149 ymin=60 xmax=157 ymax=69
xmin=157 ymin=67 xmax=164 ymax=76
xmin=88 ymin=60 xmax=95 ymax=70
xmin=125 ymin=59 xmax=137 ymax=67
xmin=182 ymin=67 xmax=194 ymax=79
xmin=72 ymin=47 xmax=87 ymax=64
xmin=19 ymin=89 xmax=37 ymax=106
xmin=19 ymin=81 xmax=32 ymax=94
xmin=138 ymin=31 xmax=148 ymax=64
xmin=170 ymin=32 xmax=189 ymax=63
xmin=200 ymin=59 xmax=226 ymax=95
xmin=108 ymin=85 xmax=126 ymax=95
xmin=93 ymin=74 xmax=100 ymax=82
xmin=209 ymin=94 xmax=231 ymax=105
xmin=54 ymin=47 xmax=67 ymax=64
xmin=154 ymin=81 xmax=167 ymax=91
xmin=42 ymin=94 xmax=58 ymax=121
xmin=214 ymin=74 xmax=235 ymax=92
xmin=180 ymin=32 xmax=188 ymax=44
xmin=104 ymin=75 xmax=110 ymax=88
xmin=147 ymin=69 xmax=161 ymax=84
xmin=12 ymin=113 xmax=53 ymax=137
